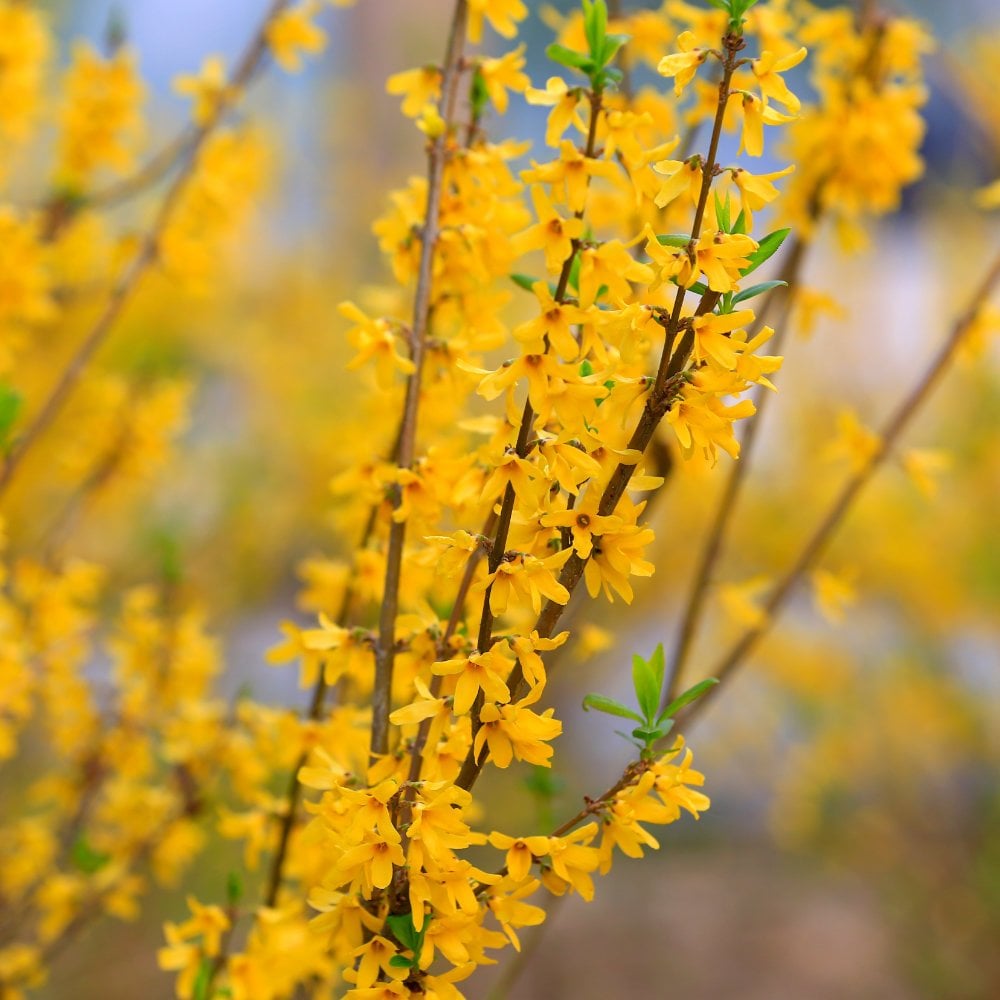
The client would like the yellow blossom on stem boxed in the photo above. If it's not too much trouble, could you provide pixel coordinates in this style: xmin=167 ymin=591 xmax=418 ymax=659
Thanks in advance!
xmin=432 ymin=647 xmax=511 ymax=716
xmin=173 ymin=55 xmax=232 ymax=126
xmin=467 ymin=0 xmax=528 ymax=44
xmin=522 ymin=140 xmax=619 ymax=214
xmin=339 ymin=301 xmax=415 ymax=389
xmin=525 ymin=76 xmax=584 ymax=147
xmin=266 ymin=1 xmax=326 ymax=73
xmin=483 ymin=549 xmax=572 ymax=616
xmin=478 ymin=46 xmax=530 ymax=114
xmin=386 ymin=65 xmax=442 ymax=118
xmin=752 ymin=47 xmax=808 ymax=111
xmin=657 ymin=31 xmax=710 ymax=96
xmin=512 ymin=184 xmax=585 ymax=274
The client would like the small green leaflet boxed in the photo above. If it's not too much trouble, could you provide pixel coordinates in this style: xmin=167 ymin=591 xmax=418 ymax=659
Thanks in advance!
xmin=582 ymin=693 xmax=642 ymax=722
xmin=732 ymin=280 xmax=787 ymax=305
xmin=740 ymin=228 xmax=790 ymax=276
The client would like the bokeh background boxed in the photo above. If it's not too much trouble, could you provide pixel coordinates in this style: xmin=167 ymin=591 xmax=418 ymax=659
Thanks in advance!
xmin=4 ymin=1 xmax=1000 ymax=997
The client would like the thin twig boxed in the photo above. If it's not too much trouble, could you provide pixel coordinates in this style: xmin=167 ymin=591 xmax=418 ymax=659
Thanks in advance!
xmin=455 ymin=33 xmax=745 ymax=792
xmin=680 ymin=249 xmax=1000 ymax=727
xmin=661 ymin=237 xmax=805 ymax=705
xmin=370 ymin=0 xmax=470 ymax=760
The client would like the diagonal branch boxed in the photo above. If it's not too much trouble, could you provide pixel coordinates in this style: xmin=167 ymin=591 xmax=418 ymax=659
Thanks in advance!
xmin=370 ymin=0 xmax=470 ymax=759
xmin=678 ymin=248 xmax=1000 ymax=727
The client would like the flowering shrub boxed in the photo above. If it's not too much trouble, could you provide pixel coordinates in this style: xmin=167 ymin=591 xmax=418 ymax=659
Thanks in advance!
xmin=0 ymin=0 xmax=997 ymax=997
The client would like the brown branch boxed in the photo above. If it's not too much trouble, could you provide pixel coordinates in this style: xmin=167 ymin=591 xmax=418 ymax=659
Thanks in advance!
xmin=679 ymin=249 xmax=1000 ymax=727
xmin=370 ymin=0 xmax=470 ymax=760
xmin=455 ymin=33 xmax=745 ymax=792
xmin=661 ymin=237 xmax=805 ymax=705
xmin=0 ymin=0 xmax=294 ymax=502
xmin=662 ymin=17 xmax=895 ymax=706
xmin=263 ymin=499 xmax=381 ymax=908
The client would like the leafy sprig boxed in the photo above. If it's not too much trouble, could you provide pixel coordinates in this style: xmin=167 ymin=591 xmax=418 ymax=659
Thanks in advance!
xmin=583 ymin=644 xmax=718 ymax=759
xmin=546 ymin=0 xmax=629 ymax=92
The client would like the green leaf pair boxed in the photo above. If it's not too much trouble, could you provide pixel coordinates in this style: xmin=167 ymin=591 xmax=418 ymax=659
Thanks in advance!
xmin=547 ymin=0 xmax=629 ymax=91
xmin=386 ymin=912 xmax=429 ymax=971
xmin=583 ymin=643 xmax=718 ymax=758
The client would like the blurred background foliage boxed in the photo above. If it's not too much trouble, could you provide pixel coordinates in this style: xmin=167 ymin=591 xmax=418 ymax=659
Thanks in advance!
xmin=2 ymin=1 xmax=999 ymax=997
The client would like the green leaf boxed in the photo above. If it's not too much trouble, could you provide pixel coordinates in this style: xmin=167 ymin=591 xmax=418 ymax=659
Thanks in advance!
xmin=658 ymin=677 xmax=719 ymax=722
xmin=469 ymin=66 xmax=489 ymax=120
xmin=568 ymin=251 xmax=581 ymax=291
xmin=656 ymin=233 xmax=691 ymax=248
xmin=226 ymin=871 xmax=243 ymax=905
xmin=598 ymin=66 xmax=624 ymax=87
xmin=193 ymin=958 xmax=213 ymax=1000
xmin=740 ymin=228 xmax=791 ymax=276
xmin=732 ymin=209 xmax=748 ymax=235
xmin=579 ymin=359 xmax=595 ymax=377
xmin=386 ymin=912 xmax=420 ymax=951
xmin=546 ymin=43 xmax=595 ymax=76
xmin=714 ymin=191 xmax=731 ymax=233
xmin=632 ymin=653 xmax=659 ymax=723
xmin=0 ymin=384 xmax=22 ymax=449
xmin=631 ymin=723 xmax=671 ymax=744
xmin=599 ymin=33 xmax=629 ymax=68
xmin=389 ymin=954 xmax=414 ymax=969
xmin=688 ymin=279 xmax=709 ymax=295
xmin=510 ymin=273 xmax=538 ymax=292
xmin=732 ymin=280 xmax=787 ymax=305
xmin=583 ymin=0 xmax=607 ymax=61
xmin=648 ymin=644 xmax=666 ymax=697
xmin=71 ymin=837 xmax=111 ymax=875
xmin=583 ymin=693 xmax=643 ymax=722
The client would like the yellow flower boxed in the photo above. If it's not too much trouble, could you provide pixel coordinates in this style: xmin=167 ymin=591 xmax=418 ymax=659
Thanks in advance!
xmin=540 ymin=495 xmax=623 ymax=560
xmin=823 ymin=409 xmax=881 ymax=472
xmin=901 ymin=447 xmax=951 ymax=499
xmin=691 ymin=309 xmax=756 ymax=369
xmin=467 ymin=0 xmax=528 ymax=44
xmin=525 ymin=76 xmax=583 ymax=146
xmin=738 ymin=92 xmax=795 ymax=158
xmin=173 ymin=55 xmax=232 ymax=126
xmin=666 ymin=380 xmax=755 ymax=464
xmin=0 ymin=0 xmax=50 ymax=144
xmin=974 ymin=177 xmax=1000 ymax=210
xmin=752 ymin=47 xmax=807 ymax=111
xmin=432 ymin=648 xmax=511 ymax=716
xmin=335 ymin=835 xmax=406 ymax=894
xmin=811 ymin=569 xmax=857 ymax=624
xmin=484 ymin=549 xmax=572 ymax=616
xmin=512 ymin=185 xmax=585 ymax=274
xmin=513 ymin=281 xmax=588 ymax=359
xmin=728 ymin=164 xmax=795 ymax=228
xmin=522 ymin=140 xmax=619 ymax=214
xmin=56 ymin=42 xmax=145 ymax=187
xmin=266 ymin=2 xmax=326 ymax=72
xmin=542 ymin=823 xmax=601 ymax=900
xmin=717 ymin=575 xmax=771 ymax=628
xmin=339 ymin=301 xmax=415 ymax=388
xmin=472 ymin=692 xmax=561 ymax=768
xmin=350 ymin=936 xmax=407 ymax=989
xmin=574 ymin=623 xmax=614 ymax=661
xmin=653 ymin=155 xmax=704 ymax=208
xmin=478 ymin=46 xmax=530 ymax=115
xmin=488 ymin=831 xmax=552 ymax=882
xmin=386 ymin=65 xmax=442 ymax=118
xmin=657 ymin=31 xmax=709 ymax=96
xmin=582 ymin=523 xmax=655 ymax=603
